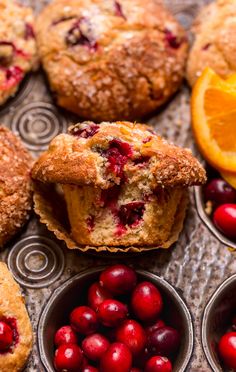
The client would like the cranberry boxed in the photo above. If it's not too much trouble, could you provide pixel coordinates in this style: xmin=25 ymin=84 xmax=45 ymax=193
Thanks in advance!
xmin=66 ymin=17 xmax=97 ymax=50
xmin=202 ymin=43 xmax=211 ymax=51
xmin=131 ymin=281 xmax=163 ymax=323
xmin=82 ymin=367 xmax=99 ymax=372
xmin=147 ymin=326 xmax=180 ymax=357
xmin=88 ymin=282 xmax=112 ymax=311
xmin=100 ymin=342 xmax=132 ymax=372
xmin=145 ymin=320 xmax=166 ymax=337
xmin=165 ymin=29 xmax=182 ymax=49
xmin=204 ymin=179 xmax=236 ymax=204
xmin=104 ymin=139 xmax=133 ymax=179
xmin=130 ymin=369 xmax=142 ymax=372
xmin=2 ymin=66 xmax=23 ymax=90
xmin=97 ymin=299 xmax=128 ymax=327
xmin=213 ymin=204 xmax=236 ymax=239
xmin=118 ymin=202 xmax=145 ymax=227
xmin=100 ymin=185 xmax=120 ymax=209
xmin=54 ymin=325 xmax=78 ymax=347
xmin=25 ymin=23 xmax=35 ymax=39
xmin=54 ymin=344 xmax=83 ymax=372
xmin=69 ymin=122 xmax=99 ymax=139
xmin=87 ymin=215 xmax=95 ymax=231
xmin=116 ymin=319 xmax=146 ymax=356
xmin=145 ymin=356 xmax=172 ymax=372
xmin=82 ymin=333 xmax=110 ymax=361
xmin=0 ymin=321 xmax=13 ymax=351
xmin=70 ymin=306 xmax=98 ymax=335
xmin=114 ymin=1 xmax=126 ymax=19
xmin=99 ymin=264 xmax=137 ymax=295
xmin=219 ymin=332 xmax=236 ymax=370
xmin=133 ymin=156 xmax=150 ymax=165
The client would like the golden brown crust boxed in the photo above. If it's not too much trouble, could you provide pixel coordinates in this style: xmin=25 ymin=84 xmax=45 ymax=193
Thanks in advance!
xmin=36 ymin=0 xmax=188 ymax=121
xmin=32 ymin=121 xmax=206 ymax=189
xmin=0 ymin=127 xmax=33 ymax=247
xmin=187 ymin=0 xmax=236 ymax=86
xmin=0 ymin=262 xmax=33 ymax=371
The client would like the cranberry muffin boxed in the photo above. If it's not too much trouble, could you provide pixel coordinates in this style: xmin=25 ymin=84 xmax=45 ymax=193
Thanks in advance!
xmin=187 ymin=0 xmax=236 ymax=86
xmin=0 ymin=127 xmax=33 ymax=247
xmin=36 ymin=0 xmax=188 ymax=122
xmin=32 ymin=121 xmax=206 ymax=252
xmin=0 ymin=0 xmax=37 ymax=106
xmin=0 ymin=262 xmax=33 ymax=371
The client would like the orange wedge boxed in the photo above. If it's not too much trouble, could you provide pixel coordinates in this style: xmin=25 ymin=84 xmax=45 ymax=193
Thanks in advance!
xmin=191 ymin=67 xmax=236 ymax=173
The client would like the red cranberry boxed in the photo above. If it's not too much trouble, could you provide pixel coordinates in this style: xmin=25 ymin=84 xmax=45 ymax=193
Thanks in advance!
xmin=54 ymin=325 xmax=77 ymax=347
xmin=70 ymin=306 xmax=98 ymax=335
xmin=116 ymin=319 xmax=146 ymax=356
xmin=218 ymin=332 xmax=236 ymax=369
xmin=97 ymin=299 xmax=128 ymax=327
xmin=114 ymin=1 xmax=126 ymax=19
xmin=118 ymin=202 xmax=145 ymax=227
xmin=145 ymin=320 xmax=166 ymax=337
xmin=165 ymin=29 xmax=182 ymax=49
xmin=204 ymin=179 xmax=236 ymax=204
xmin=82 ymin=366 xmax=99 ymax=372
xmin=213 ymin=204 xmax=236 ymax=239
xmin=82 ymin=333 xmax=110 ymax=361
xmin=25 ymin=23 xmax=35 ymax=39
xmin=147 ymin=326 xmax=180 ymax=357
xmin=145 ymin=356 xmax=172 ymax=372
xmin=66 ymin=17 xmax=97 ymax=50
xmin=88 ymin=282 xmax=112 ymax=311
xmin=3 ymin=66 xmax=23 ymax=89
xmin=0 ymin=321 xmax=13 ymax=351
xmin=99 ymin=264 xmax=137 ymax=295
xmin=69 ymin=122 xmax=99 ymax=139
xmin=131 ymin=281 xmax=163 ymax=323
xmin=100 ymin=342 xmax=132 ymax=372
xmin=104 ymin=139 xmax=133 ymax=179
xmin=54 ymin=344 xmax=83 ymax=372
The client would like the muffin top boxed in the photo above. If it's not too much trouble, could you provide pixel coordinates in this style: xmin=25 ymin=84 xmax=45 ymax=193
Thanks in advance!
xmin=187 ymin=0 xmax=236 ymax=86
xmin=36 ymin=0 xmax=188 ymax=121
xmin=32 ymin=121 xmax=206 ymax=190
xmin=0 ymin=126 xmax=33 ymax=247
xmin=0 ymin=0 xmax=37 ymax=105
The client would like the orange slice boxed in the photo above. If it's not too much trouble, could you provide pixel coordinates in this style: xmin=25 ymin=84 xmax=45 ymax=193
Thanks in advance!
xmin=220 ymin=170 xmax=236 ymax=189
xmin=191 ymin=67 xmax=236 ymax=172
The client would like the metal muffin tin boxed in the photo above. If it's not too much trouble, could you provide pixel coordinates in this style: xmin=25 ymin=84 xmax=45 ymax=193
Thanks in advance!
xmin=0 ymin=0 xmax=235 ymax=371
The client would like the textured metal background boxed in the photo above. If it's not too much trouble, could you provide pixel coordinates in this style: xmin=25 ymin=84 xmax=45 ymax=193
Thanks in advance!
xmin=1 ymin=1 xmax=234 ymax=371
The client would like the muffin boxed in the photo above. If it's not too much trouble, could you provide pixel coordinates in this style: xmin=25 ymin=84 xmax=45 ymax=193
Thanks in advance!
xmin=187 ymin=0 xmax=236 ymax=86
xmin=0 ymin=262 xmax=33 ymax=372
xmin=0 ymin=127 xmax=33 ymax=247
xmin=0 ymin=0 xmax=37 ymax=106
xmin=32 ymin=121 xmax=206 ymax=252
xmin=36 ymin=0 xmax=188 ymax=122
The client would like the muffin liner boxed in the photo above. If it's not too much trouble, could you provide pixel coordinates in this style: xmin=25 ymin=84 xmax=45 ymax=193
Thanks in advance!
xmin=33 ymin=181 xmax=188 ymax=253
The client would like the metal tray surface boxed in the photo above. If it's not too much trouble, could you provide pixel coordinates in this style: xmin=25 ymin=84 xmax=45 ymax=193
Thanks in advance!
xmin=0 ymin=1 xmax=234 ymax=371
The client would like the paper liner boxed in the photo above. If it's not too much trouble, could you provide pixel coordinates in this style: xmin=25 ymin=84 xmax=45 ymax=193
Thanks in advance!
xmin=33 ymin=182 xmax=188 ymax=253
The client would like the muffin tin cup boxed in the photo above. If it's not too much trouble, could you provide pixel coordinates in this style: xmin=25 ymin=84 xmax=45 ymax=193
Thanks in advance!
xmin=38 ymin=267 xmax=194 ymax=372
xmin=194 ymin=185 xmax=236 ymax=249
xmin=202 ymin=274 xmax=236 ymax=371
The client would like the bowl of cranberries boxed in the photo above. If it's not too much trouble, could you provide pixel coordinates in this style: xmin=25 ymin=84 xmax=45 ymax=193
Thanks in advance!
xmin=195 ymin=167 xmax=236 ymax=249
xmin=38 ymin=264 xmax=193 ymax=372
xmin=202 ymin=273 xmax=236 ymax=371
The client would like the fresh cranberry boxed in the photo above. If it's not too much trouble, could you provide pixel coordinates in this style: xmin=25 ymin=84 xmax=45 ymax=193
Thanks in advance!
xmin=99 ymin=264 xmax=137 ymax=295
xmin=70 ymin=306 xmax=98 ymax=335
xmin=0 ymin=321 xmax=13 ymax=351
xmin=54 ymin=344 xmax=83 ymax=372
xmin=88 ymin=282 xmax=112 ymax=311
xmin=145 ymin=320 xmax=166 ymax=337
xmin=54 ymin=325 xmax=78 ymax=347
xmin=213 ymin=204 xmax=236 ymax=239
xmin=66 ymin=17 xmax=97 ymax=50
xmin=118 ymin=202 xmax=145 ymax=227
xmin=131 ymin=281 xmax=163 ymax=323
xmin=69 ymin=122 xmax=99 ymax=139
xmin=100 ymin=342 xmax=132 ymax=372
xmin=147 ymin=326 xmax=180 ymax=357
xmin=219 ymin=332 xmax=236 ymax=370
xmin=165 ymin=29 xmax=182 ymax=49
xmin=82 ymin=333 xmax=110 ymax=361
xmin=25 ymin=23 xmax=35 ymax=39
xmin=114 ymin=1 xmax=126 ymax=19
xmin=82 ymin=367 xmax=99 ymax=372
xmin=116 ymin=319 xmax=146 ymax=356
xmin=97 ymin=299 xmax=128 ymax=327
xmin=145 ymin=356 xmax=172 ymax=372
xmin=104 ymin=139 xmax=133 ymax=179
xmin=204 ymin=179 xmax=236 ymax=205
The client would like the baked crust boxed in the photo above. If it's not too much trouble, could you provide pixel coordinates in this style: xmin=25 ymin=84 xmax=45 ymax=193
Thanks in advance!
xmin=187 ymin=0 xmax=236 ymax=86
xmin=36 ymin=0 xmax=188 ymax=121
xmin=0 ymin=262 xmax=33 ymax=371
xmin=32 ymin=121 xmax=206 ymax=189
xmin=0 ymin=0 xmax=37 ymax=105
xmin=0 ymin=127 xmax=33 ymax=248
